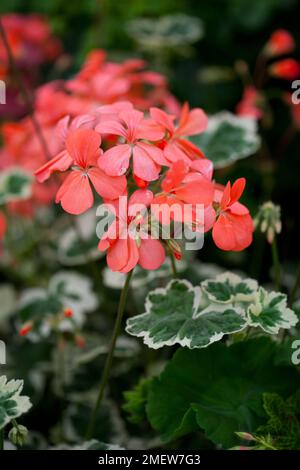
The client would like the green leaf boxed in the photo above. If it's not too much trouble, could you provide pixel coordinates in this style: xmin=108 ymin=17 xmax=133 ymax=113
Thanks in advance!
xmin=191 ymin=112 xmax=260 ymax=168
xmin=247 ymin=288 xmax=298 ymax=334
xmin=126 ymin=279 xmax=246 ymax=349
xmin=202 ymin=272 xmax=258 ymax=303
xmin=123 ymin=378 xmax=151 ymax=424
xmin=192 ymin=377 xmax=264 ymax=448
xmin=0 ymin=168 xmax=32 ymax=205
xmin=146 ymin=339 xmax=299 ymax=446
xmin=0 ymin=376 xmax=32 ymax=430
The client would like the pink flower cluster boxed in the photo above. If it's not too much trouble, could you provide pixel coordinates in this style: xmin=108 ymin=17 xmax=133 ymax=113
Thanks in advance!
xmin=1 ymin=49 xmax=180 ymax=218
xmin=0 ymin=44 xmax=253 ymax=270
xmin=35 ymin=101 xmax=253 ymax=272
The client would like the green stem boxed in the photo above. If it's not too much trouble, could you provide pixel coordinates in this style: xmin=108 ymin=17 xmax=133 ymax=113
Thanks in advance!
xmin=290 ymin=264 xmax=300 ymax=306
xmin=86 ymin=269 xmax=133 ymax=439
xmin=170 ymin=254 xmax=178 ymax=279
xmin=271 ymin=236 xmax=281 ymax=290
xmin=0 ymin=428 xmax=4 ymax=450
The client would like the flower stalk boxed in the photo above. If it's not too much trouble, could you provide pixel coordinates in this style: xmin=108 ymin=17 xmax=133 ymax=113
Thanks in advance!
xmin=86 ymin=269 xmax=133 ymax=439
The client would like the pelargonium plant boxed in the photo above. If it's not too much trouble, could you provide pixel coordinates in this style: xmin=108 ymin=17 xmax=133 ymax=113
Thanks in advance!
xmin=33 ymin=96 xmax=254 ymax=436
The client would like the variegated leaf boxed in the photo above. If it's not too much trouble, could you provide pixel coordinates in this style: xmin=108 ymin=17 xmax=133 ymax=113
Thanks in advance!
xmin=247 ymin=287 xmax=298 ymax=334
xmin=0 ymin=376 xmax=32 ymax=430
xmin=126 ymin=279 xmax=246 ymax=349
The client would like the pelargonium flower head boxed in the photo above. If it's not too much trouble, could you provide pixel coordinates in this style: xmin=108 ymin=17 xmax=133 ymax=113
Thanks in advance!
xmin=150 ymin=102 xmax=208 ymax=165
xmin=98 ymin=189 xmax=165 ymax=273
xmin=212 ymin=178 xmax=253 ymax=251
xmin=96 ymin=108 xmax=168 ymax=182
xmin=36 ymin=128 xmax=126 ymax=215
xmin=152 ymin=160 xmax=215 ymax=231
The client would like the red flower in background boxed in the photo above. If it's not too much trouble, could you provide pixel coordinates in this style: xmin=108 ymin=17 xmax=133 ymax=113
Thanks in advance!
xmin=236 ymin=86 xmax=263 ymax=120
xmin=212 ymin=178 xmax=253 ymax=251
xmin=264 ymin=29 xmax=295 ymax=57
xmin=0 ymin=14 xmax=62 ymax=80
xmin=269 ymin=58 xmax=300 ymax=80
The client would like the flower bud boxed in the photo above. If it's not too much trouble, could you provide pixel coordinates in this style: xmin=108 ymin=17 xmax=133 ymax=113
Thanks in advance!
xmin=8 ymin=424 xmax=28 ymax=447
xmin=254 ymin=201 xmax=281 ymax=244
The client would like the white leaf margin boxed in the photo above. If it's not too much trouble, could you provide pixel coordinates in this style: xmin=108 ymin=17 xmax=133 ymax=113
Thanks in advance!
xmin=0 ymin=167 xmax=32 ymax=204
xmin=126 ymin=279 xmax=247 ymax=349
xmin=126 ymin=279 xmax=201 ymax=349
xmin=247 ymin=287 xmax=299 ymax=334
xmin=0 ymin=376 xmax=32 ymax=430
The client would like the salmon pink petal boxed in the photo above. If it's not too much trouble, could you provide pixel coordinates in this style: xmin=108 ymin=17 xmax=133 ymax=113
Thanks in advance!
xmin=98 ymin=238 xmax=110 ymax=252
xmin=88 ymin=167 xmax=127 ymax=199
xmin=55 ymin=116 xmax=70 ymax=147
xmin=98 ymin=144 xmax=131 ymax=176
xmin=35 ymin=150 xmax=73 ymax=182
xmin=119 ymin=109 xmax=144 ymax=141
xmin=176 ymin=139 xmax=206 ymax=160
xmin=95 ymin=120 xmax=127 ymax=138
xmin=164 ymin=141 xmax=197 ymax=165
xmin=132 ymin=145 xmax=160 ymax=182
xmin=129 ymin=189 xmax=153 ymax=209
xmin=177 ymin=103 xmax=208 ymax=136
xmin=230 ymin=201 xmax=249 ymax=216
xmin=230 ymin=178 xmax=246 ymax=205
xmin=190 ymin=159 xmax=213 ymax=180
xmin=229 ymin=213 xmax=253 ymax=251
xmin=139 ymin=238 xmax=166 ymax=270
xmin=161 ymin=160 xmax=188 ymax=193
xmin=212 ymin=213 xmax=237 ymax=251
xmin=107 ymin=238 xmax=129 ymax=272
xmin=135 ymin=121 xmax=165 ymax=141
xmin=220 ymin=182 xmax=232 ymax=210
xmin=55 ymin=170 xmax=94 ymax=215
xmin=120 ymin=238 xmax=139 ymax=273
xmin=66 ymin=129 xmax=101 ymax=168
xmin=137 ymin=142 xmax=168 ymax=166
xmin=150 ymin=107 xmax=175 ymax=134
xmin=204 ymin=205 xmax=216 ymax=232
xmin=71 ymin=114 xmax=96 ymax=131
xmin=212 ymin=212 xmax=253 ymax=251
xmin=175 ymin=175 xmax=214 ymax=206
